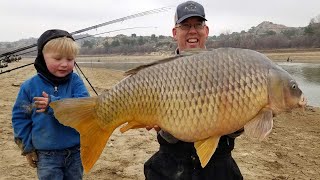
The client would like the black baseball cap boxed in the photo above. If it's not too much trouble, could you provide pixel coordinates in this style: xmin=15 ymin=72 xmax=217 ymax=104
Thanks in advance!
xmin=174 ymin=1 xmax=207 ymax=24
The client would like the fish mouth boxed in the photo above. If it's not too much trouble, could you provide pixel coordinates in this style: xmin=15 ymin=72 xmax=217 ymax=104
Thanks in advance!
xmin=273 ymin=95 xmax=306 ymax=114
xmin=298 ymin=95 xmax=307 ymax=107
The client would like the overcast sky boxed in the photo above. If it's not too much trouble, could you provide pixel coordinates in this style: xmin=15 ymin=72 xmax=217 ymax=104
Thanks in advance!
xmin=1 ymin=0 xmax=320 ymax=42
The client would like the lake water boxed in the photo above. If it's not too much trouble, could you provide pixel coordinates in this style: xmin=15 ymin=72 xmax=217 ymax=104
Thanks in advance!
xmin=78 ymin=61 xmax=320 ymax=107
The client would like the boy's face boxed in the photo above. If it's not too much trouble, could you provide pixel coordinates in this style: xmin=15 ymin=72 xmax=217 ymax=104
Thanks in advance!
xmin=172 ymin=17 xmax=209 ymax=51
xmin=43 ymin=52 xmax=75 ymax=77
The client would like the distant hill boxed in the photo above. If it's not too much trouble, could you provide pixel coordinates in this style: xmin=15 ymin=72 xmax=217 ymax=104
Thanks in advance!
xmin=247 ymin=21 xmax=304 ymax=36
xmin=0 ymin=21 xmax=302 ymax=46
xmin=0 ymin=38 xmax=37 ymax=54
xmin=1 ymin=20 xmax=320 ymax=55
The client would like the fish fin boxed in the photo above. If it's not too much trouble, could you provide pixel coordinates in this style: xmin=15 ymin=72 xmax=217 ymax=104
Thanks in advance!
xmin=244 ymin=108 xmax=273 ymax=141
xmin=50 ymin=97 xmax=114 ymax=173
xmin=80 ymin=117 xmax=112 ymax=173
xmin=120 ymin=121 xmax=146 ymax=133
xmin=180 ymin=48 xmax=208 ymax=55
xmin=124 ymin=56 xmax=180 ymax=76
xmin=194 ymin=136 xmax=220 ymax=168
xmin=124 ymin=49 xmax=208 ymax=76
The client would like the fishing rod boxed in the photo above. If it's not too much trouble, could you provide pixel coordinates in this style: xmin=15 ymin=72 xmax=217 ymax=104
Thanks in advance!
xmin=74 ymin=62 xmax=98 ymax=96
xmin=0 ymin=6 xmax=170 ymax=58
xmin=0 ymin=62 xmax=34 ymax=75
xmin=1 ymin=26 xmax=157 ymax=73
xmin=70 ymin=26 xmax=157 ymax=96
xmin=0 ymin=26 xmax=158 ymax=95
xmin=74 ymin=26 xmax=157 ymax=40
xmin=0 ymin=7 xmax=169 ymax=94
xmin=11 ymin=26 xmax=157 ymax=57
xmin=0 ymin=61 xmax=99 ymax=96
xmin=69 ymin=7 xmax=168 ymax=35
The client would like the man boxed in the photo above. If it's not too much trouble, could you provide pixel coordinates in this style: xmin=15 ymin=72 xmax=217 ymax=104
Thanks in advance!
xmin=144 ymin=1 xmax=244 ymax=180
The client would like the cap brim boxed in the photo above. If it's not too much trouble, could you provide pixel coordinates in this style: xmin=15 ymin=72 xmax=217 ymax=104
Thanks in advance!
xmin=176 ymin=14 xmax=207 ymax=24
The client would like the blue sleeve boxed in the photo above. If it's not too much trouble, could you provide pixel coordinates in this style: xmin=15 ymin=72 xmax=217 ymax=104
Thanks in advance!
xmin=11 ymin=84 xmax=35 ymax=155
xmin=71 ymin=74 xmax=90 ymax=98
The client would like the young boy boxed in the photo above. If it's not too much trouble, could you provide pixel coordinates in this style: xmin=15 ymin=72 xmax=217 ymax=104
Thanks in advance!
xmin=12 ymin=29 xmax=89 ymax=180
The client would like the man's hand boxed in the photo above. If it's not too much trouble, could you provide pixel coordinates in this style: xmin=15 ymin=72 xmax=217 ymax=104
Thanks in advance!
xmin=26 ymin=151 xmax=38 ymax=168
xmin=146 ymin=125 xmax=161 ymax=132
xmin=33 ymin=91 xmax=49 ymax=113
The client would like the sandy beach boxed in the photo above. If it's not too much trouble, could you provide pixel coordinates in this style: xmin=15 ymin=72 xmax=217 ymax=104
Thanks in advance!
xmin=0 ymin=57 xmax=319 ymax=180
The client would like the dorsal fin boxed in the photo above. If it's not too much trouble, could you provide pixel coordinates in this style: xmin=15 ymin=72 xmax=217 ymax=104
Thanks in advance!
xmin=124 ymin=49 xmax=208 ymax=76
xmin=180 ymin=48 xmax=209 ymax=55
xmin=124 ymin=56 xmax=180 ymax=76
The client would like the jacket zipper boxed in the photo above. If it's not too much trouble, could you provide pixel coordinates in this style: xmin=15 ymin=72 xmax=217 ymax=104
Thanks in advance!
xmin=54 ymin=86 xmax=58 ymax=95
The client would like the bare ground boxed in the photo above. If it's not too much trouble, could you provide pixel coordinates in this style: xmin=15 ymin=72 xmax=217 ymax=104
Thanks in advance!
xmin=0 ymin=59 xmax=319 ymax=180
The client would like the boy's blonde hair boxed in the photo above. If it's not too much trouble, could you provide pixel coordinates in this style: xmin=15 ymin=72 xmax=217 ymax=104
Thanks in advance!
xmin=42 ymin=37 xmax=79 ymax=58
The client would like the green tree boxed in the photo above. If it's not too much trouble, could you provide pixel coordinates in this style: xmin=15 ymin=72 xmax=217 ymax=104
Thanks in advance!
xmin=281 ymin=29 xmax=298 ymax=38
xmin=151 ymin=34 xmax=157 ymax=42
xmin=103 ymin=41 xmax=110 ymax=49
xmin=248 ymin=26 xmax=255 ymax=33
xmin=82 ymin=40 xmax=95 ymax=48
xmin=304 ymin=24 xmax=315 ymax=35
xmin=265 ymin=30 xmax=276 ymax=36
xmin=6 ymin=44 xmax=13 ymax=48
xmin=111 ymin=40 xmax=120 ymax=47
xmin=138 ymin=36 xmax=145 ymax=45
xmin=159 ymin=35 xmax=165 ymax=39
xmin=120 ymin=37 xmax=136 ymax=45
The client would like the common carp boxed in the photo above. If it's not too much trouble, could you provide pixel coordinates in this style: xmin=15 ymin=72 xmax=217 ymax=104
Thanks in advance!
xmin=50 ymin=48 xmax=306 ymax=172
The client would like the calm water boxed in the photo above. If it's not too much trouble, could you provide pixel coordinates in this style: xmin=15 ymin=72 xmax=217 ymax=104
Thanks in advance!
xmin=78 ymin=61 xmax=320 ymax=107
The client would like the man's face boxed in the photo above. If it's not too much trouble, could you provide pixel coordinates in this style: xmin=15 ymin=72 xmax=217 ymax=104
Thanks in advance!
xmin=172 ymin=17 xmax=209 ymax=51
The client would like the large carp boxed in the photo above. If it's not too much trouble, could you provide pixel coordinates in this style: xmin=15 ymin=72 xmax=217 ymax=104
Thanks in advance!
xmin=50 ymin=48 xmax=306 ymax=172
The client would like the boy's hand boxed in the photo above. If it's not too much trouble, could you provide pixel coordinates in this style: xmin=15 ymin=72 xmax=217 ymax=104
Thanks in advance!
xmin=33 ymin=91 xmax=49 ymax=113
xmin=26 ymin=151 xmax=38 ymax=168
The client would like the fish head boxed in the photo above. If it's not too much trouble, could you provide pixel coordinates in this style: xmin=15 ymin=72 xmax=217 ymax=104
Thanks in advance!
xmin=281 ymin=78 xmax=306 ymax=109
xmin=268 ymin=68 xmax=307 ymax=114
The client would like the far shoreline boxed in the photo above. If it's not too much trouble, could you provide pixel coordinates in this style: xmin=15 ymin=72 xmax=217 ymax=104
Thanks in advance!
xmin=19 ymin=49 xmax=320 ymax=64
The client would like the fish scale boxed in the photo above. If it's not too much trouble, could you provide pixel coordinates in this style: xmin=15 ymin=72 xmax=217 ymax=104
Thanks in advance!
xmin=50 ymin=48 xmax=306 ymax=172
xmin=99 ymin=50 xmax=268 ymax=140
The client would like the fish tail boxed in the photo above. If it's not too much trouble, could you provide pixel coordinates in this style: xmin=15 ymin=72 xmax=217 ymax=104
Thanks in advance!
xmin=50 ymin=97 xmax=112 ymax=173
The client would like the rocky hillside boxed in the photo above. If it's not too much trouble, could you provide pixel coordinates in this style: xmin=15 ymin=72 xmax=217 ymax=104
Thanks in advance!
xmin=248 ymin=21 xmax=304 ymax=35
